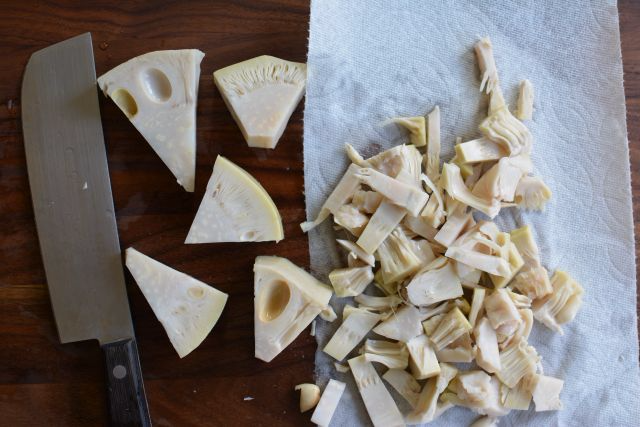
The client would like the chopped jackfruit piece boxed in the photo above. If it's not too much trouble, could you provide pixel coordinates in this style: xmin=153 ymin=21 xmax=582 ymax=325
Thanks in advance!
xmin=489 ymin=236 xmax=525 ymax=288
xmin=516 ymin=79 xmax=534 ymax=121
xmin=345 ymin=143 xmax=370 ymax=167
xmin=185 ymin=156 xmax=283 ymax=243
xmin=406 ymin=363 xmax=458 ymax=424
xmin=355 ymin=294 xmax=403 ymax=311
xmin=373 ymin=304 xmax=423 ymax=342
xmin=474 ymin=37 xmax=499 ymax=94
xmin=98 ymin=50 xmax=204 ymax=192
xmin=323 ymin=308 xmax=381 ymax=361
xmin=253 ymin=256 xmax=332 ymax=362
xmin=329 ymin=266 xmax=374 ymax=297
xmin=474 ymin=317 xmax=501 ymax=373
xmin=496 ymin=338 xmax=539 ymax=388
xmin=357 ymin=201 xmax=407 ymax=254
xmin=348 ymin=355 xmax=405 ymax=427
xmin=125 ymin=248 xmax=228 ymax=358
xmin=320 ymin=305 xmax=338 ymax=322
xmin=531 ymin=374 xmax=564 ymax=411
xmin=435 ymin=332 xmax=475 ymax=363
xmin=420 ymin=174 xmax=446 ymax=228
xmin=484 ymin=289 xmax=522 ymax=337
xmin=480 ymin=105 xmax=532 ymax=157
xmin=441 ymin=163 xmax=501 ymax=218
xmin=404 ymin=257 xmax=463 ymax=306
xmin=336 ymin=239 xmax=376 ymax=266
xmin=448 ymin=371 xmax=509 ymax=417
xmin=455 ymin=137 xmax=508 ymax=164
xmin=295 ymin=383 xmax=321 ymax=413
xmin=333 ymin=204 xmax=369 ymax=236
xmin=472 ymin=157 xmax=526 ymax=203
xmin=351 ymin=190 xmax=383 ymax=214
xmin=532 ymin=271 xmax=584 ymax=334
xmin=406 ymin=334 xmax=441 ymax=379
xmin=514 ymin=176 xmax=552 ymax=211
xmin=411 ymin=238 xmax=437 ymax=265
xmin=509 ymin=225 xmax=541 ymax=269
xmin=355 ymin=168 xmax=429 ymax=216
xmin=425 ymin=106 xmax=441 ymax=182
xmin=434 ymin=211 xmax=474 ymax=248
xmin=500 ymin=372 xmax=535 ymax=410
xmin=213 ymin=55 xmax=306 ymax=149
xmin=403 ymin=214 xmax=439 ymax=240
xmin=388 ymin=116 xmax=426 ymax=147
xmin=376 ymin=227 xmax=423 ymax=283
xmin=468 ymin=288 xmax=486 ymax=327
xmin=363 ymin=339 xmax=409 ymax=369
xmin=470 ymin=416 xmax=499 ymax=427
xmin=429 ymin=307 xmax=472 ymax=350
xmin=456 ymin=261 xmax=483 ymax=288
xmin=382 ymin=368 xmax=422 ymax=408
xmin=310 ymin=379 xmax=346 ymax=426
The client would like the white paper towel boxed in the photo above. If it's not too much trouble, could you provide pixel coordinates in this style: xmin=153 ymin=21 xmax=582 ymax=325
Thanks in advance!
xmin=303 ymin=0 xmax=640 ymax=425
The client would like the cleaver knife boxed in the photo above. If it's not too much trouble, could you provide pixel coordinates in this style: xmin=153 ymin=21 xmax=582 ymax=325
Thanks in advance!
xmin=22 ymin=33 xmax=151 ymax=426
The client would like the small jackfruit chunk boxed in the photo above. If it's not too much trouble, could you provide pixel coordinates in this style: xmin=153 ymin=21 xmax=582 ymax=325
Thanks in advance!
xmin=323 ymin=308 xmax=381 ymax=361
xmin=472 ymin=157 xmax=527 ymax=203
xmin=441 ymin=163 xmax=501 ymax=218
xmin=310 ymin=379 xmax=346 ymax=427
xmin=366 ymin=144 xmax=423 ymax=186
xmin=425 ymin=106 xmax=441 ymax=182
xmin=334 ymin=362 xmax=350 ymax=373
xmin=357 ymin=200 xmax=407 ymax=254
xmin=388 ymin=116 xmax=426 ymax=147
xmin=320 ymin=305 xmax=338 ymax=322
xmin=333 ymin=204 xmax=369 ymax=236
xmin=454 ymin=137 xmax=508 ymax=164
xmin=329 ymin=266 xmax=373 ymax=297
xmin=513 ymin=266 xmax=552 ymax=300
xmin=446 ymin=244 xmax=510 ymax=278
xmin=351 ymin=190 xmax=383 ymax=214
xmin=514 ymin=175 xmax=552 ymax=211
xmin=448 ymin=371 xmax=509 ymax=417
xmin=373 ymin=304 xmax=423 ymax=342
xmin=336 ymin=239 xmax=376 ymax=267
xmin=376 ymin=227 xmax=423 ymax=283
xmin=474 ymin=317 xmax=501 ymax=373
xmin=496 ymin=338 xmax=539 ymax=388
xmin=434 ymin=211 xmax=474 ymax=248
xmin=428 ymin=307 xmax=472 ymax=350
xmin=456 ymin=261 xmax=483 ymax=288
xmin=294 ymin=383 xmax=321 ymax=413
xmin=345 ymin=143 xmax=370 ymax=167
xmin=348 ymin=355 xmax=405 ymax=427
xmin=420 ymin=174 xmax=446 ymax=228
xmin=403 ymin=214 xmax=438 ymax=240
xmin=213 ymin=55 xmax=306 ymax=149
xmin=435 ymin=332 xmax=475 ymax=363
xmin=531 ymin=374 xmax=564 ymax=411
xmin=98 ymin=50 xmax=204 ymax=192
xmin=302 ymin=163 xmax=362 ymax=232
xmin=363 ymin=339 xmax=409 ymax=369
xmin=470 ymin=416 xmax=499 ymax=427
xmin=406 ymin=362 xmax=458 ymax=424
xmin=405 ymin=257 xmax=463 ymax=306
xmin=355 ymin=293 xmax=403 ymax=311
xmin=355 ymin=168 xmax=429 ymax=216
xmin=484 ymin=289 xmax=522 ymax=337
xmin=500 ymin=372 xmax=535 ymax=410
xmin=411 ymin=238 xmax=437 ymax=265
xmin=468 ymin=288 xmax=486 ymax=327
xmin=516 ymin=79 xmax=534 ymax=121
xmin=489 ymin=235 xmax=525 ymax=288
xmin=185 ymin=156 xmax=283 ymax=243
xmin=532 ymin=270 xmax=584 ymax=334
xmin=509 ymin=225 xmax=541 ymax=269
xmin=125 ymin=248 xmax=228 ymax=358
xmin=474 ymin=37 xmax=499 ymax=94
xmin=480 ymin=105 xmax=532 ymax=157
xmin=406 ymin=334 xmax=440 ymax=379
xmin=254 ymin=256 xmax=332 ymax=362
xmin=382 ymin=368 xmax=422 ymax=408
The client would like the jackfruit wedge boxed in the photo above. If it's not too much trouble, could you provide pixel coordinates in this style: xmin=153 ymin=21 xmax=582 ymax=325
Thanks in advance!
xmin=97 ymin=50 xmax=204 ymax=192
xmin=186 ymin=156 xmax=283 ymax=243
xmin=214 ymin=55 xmax=307 ymax=149
xmin=254 ymin=256 xmax=332 ymax=362
xmin=125 ymin=248 xmax=228 ymax=358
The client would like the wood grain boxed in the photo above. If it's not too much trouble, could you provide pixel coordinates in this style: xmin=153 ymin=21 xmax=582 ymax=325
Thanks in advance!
xmin=0 ymin=1 xmax=313 ymax=426
xmin=0 ymin=1 xmax=638 ymax=426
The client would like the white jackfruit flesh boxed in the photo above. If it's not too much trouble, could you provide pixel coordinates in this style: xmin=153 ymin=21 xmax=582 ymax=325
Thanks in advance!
xmin=434 ymin=211 xmax=474 ymax=248
xmin=435 ymin=332 xmax=475 ymax=363
xmin=420 ymin=174 xmax=446 ymax=228
xmin=382 ymin=368 xmax=422 ymax=408
xmin=474 ymin=317 xmax=501 ymax=373
xmin=448 ymin=371 xmax=509 ymax=417
xmin=295 ymin=383 xmax=321 ymax=413
xmin=531 ymin=374 xmax=564 ymax=411
xmin=533 ymin=271 xmax=584 ymax=334
xmin=125 ymin=248 xmax=228 ymax=358
xmin=310 ymin=379 xmax=346 ymax=427
xmin=468 ymin=288 xmax=486 ymax=327
xmin=345 ymin=143 xmax=370 ymax=167
xmin=355 ymin=167 xmax=429 ymax=216
xmin=484 ymin=289 xmax=522 ymax=337
xmin=406 ymin=363 xmax=458 ymax=424
xmin=213 ymin=55 xmax=306 ymax=149
xmin=514 ymin=175 xmax=552 ymax=211
xmin=355 ymin=294 xmax=403 ymax=311
xmin=454 ymin=137 xmax=507 ymax=164
xmin=516 ymin=79 xmax=534 ymax=121
xmin=425 ymin=106 xmax=441 ymax=182
xmin=357 ymin=201 xmax=407 ymax=254
xmin=351 ymin=190 xmax=383 ymax=214
xmin=253 ymin=256 xmax=332 ymax=362
xmin=479 ymin=106 xmax=532 ymax=156
xmin=348 ymin=355 xmax=405 ymax=427
xmin=324 ymin=307 xmax=381 ymax=361
xmin=496 ymin=338 xmax=539 ymax=388
xmin=509 ymin=225 xmax=541 ymax=269
xmin=333 ymin=204 xmax=369 ymax=236
xmin=389 ymin=116 xmax=426 ymax=147
xmin=403 ymin=214 xmax=438 ymax=240
xmin=329 ymin=266 xmax=373 ymax=297
xmin=474 ymin=37 xmax=499 ymax=94
xmin=429 ymin=307 xmax=472 ymax=350
xmin=337 ymin=239 xmax=376 ymax=266
xmin=373 ymin=304 xmax=423 ymax=342
xmin=376 ymin=227 xmax=423 ymax=283
xmin=362 ymin=339 xmax=409 ymax=369
xmin=406 ymin=334 xmax=441 ymax=379
xmin=186 ymin=156 xmax=283 ymax=243
xmin=488 ymin=235 xmax=524 ymax=288
xmin=441 ymin=163 xmax=501 ymax=218
xmin=472 ymin=157 xmax=526 ymax=203
xmin=500 ymin=373 xmax=535 ymax=410
xmin=404 ymin=257 xmax=463 ymax=307
xmin=98 ymin=50 xmax=204 ymax=191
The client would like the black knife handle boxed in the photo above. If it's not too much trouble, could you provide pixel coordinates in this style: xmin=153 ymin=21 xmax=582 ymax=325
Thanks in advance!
xmin=102 ymin=338 xmax=151 ymax=427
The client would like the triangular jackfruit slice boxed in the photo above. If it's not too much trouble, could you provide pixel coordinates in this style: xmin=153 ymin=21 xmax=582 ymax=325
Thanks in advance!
xmin=254 ymin=256 xmax=332 ymax=362
xmin=185 ymin=156 xmax=283 ymax=243
xmin=214 ymin=55 xmax=307 ymax=149
xmin=97 ymin=49 xmax=204 ymax=192
xmin=125 ymin=248 xmax=228 ymax=358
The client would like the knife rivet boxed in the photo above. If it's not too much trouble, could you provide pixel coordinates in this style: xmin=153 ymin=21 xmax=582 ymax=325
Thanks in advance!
xmin=113 ymin=365 xmax=127 ymax=379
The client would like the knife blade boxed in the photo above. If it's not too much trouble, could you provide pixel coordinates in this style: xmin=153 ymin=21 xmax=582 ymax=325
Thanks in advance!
xmin=22 ymin=33 xmax=151 ymax=427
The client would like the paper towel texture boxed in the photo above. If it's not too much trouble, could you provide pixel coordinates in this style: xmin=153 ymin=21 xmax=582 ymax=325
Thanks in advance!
xmin=303 ymin=0 xmax=640 ymax=425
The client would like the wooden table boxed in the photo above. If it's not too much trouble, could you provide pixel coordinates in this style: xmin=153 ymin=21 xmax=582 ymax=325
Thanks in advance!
xmin=0 ymin=1 xmax=637 ymax=426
